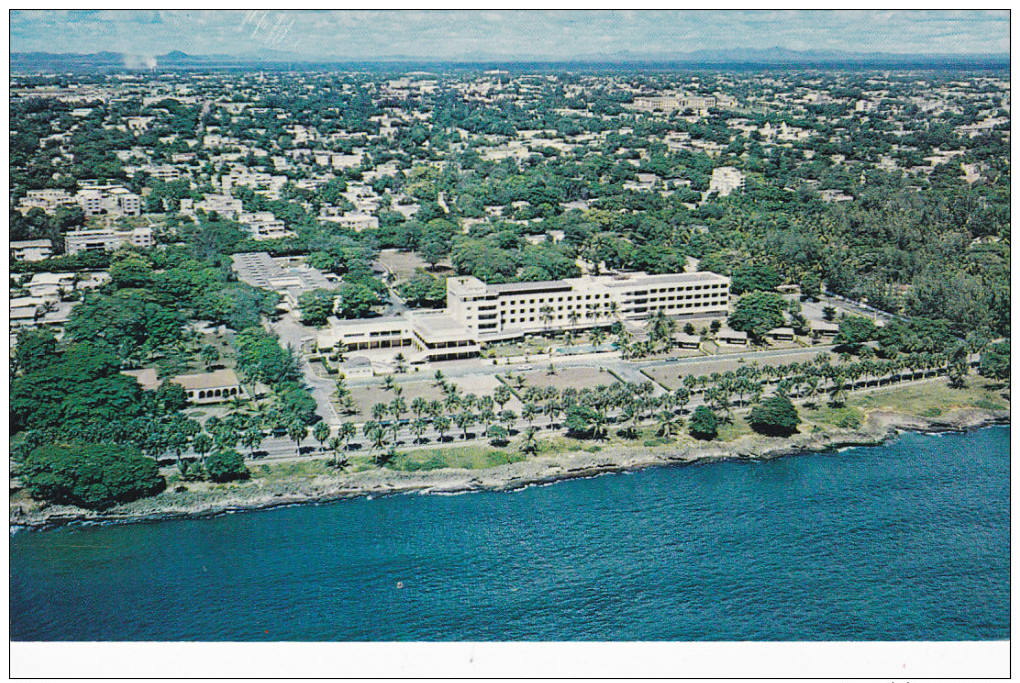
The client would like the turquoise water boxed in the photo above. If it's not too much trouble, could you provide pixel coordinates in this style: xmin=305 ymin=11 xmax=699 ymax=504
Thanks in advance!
xmin=10 ymin=426 xmax=1010 ymax=641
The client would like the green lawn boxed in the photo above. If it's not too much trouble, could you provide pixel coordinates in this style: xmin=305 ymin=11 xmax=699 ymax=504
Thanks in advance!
xmin=850 ymin=379 xmax=1009 ymax=418
xmin=385 ymin=445 xmax=526 ymax=471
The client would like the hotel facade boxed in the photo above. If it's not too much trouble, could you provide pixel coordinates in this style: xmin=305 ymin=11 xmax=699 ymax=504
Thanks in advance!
xmin=318 ymin=270 xmax=730 ymax=364
xmin=446 ymin=271 xmax=730 ymax=341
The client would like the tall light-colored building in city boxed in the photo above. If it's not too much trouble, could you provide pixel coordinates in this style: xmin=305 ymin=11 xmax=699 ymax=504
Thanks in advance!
xmin=447 ymin=271 xmax=730 ymax=341
xmin=318 ymin=270 xmax=730 ymax=362
xmin=632 ymin=93 xmax=717 ymax=115
xmin=64 ymin=227 xmax=154 ymax=255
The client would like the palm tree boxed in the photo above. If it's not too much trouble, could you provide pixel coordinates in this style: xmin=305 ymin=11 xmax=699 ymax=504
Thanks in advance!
xmin=592 ymin=408 xmax=609 ymax=441
xmin=192 ymin=432 xmax=214 ymax=467
xmin=394 ymin=353 xmax=408 ymax=374
xmin=443 ymin=389 xmax=461 ymax=415
xmin=522 ymin=402 xmax=538 ymax=427
xmin=383 ymin=375 xmax=396 ymax=392
xmin=543 ymin=401 xmax=561 ymax=429
xmin=411 ymin=397 xmax=429 ymax=420
xmin=433 ymin=414 xmax=451 ymax=442
xmin=499 ymin=409 xmax=517 ymax=434
xmin=673 ymin=388 xmax=691 ymax=415
xmin=454 ymin=411 xmax=475 ymax=440
xmin=828 ymin=373 xmax=848 ymax=406
xmin=240 ymin=425 xmax=262 ymax=459
xmin=327 ymin=436 xmax=347 ymax=469
xmin=372 ymin=402 xmax=389 ymax=422
xmin=412 ymin=417 xmax=429 ymax=444
xmin=567 ymin=309 xmax=580 ymax=328
xmin=618 ymin=401 xmax=639 ymax=438
xmin=432 ymin=370 xmax=446 ymax=389
xmin=313 ymin=422 xmax=331 ymax=453
xmin=479 ymin=408 xmax=496 ymax=433
xmin=494 ymin=385 xmax=512 ymax=411
xmin=339 ymin=422 xmax=356 ymax=451
xmin=655 ymin=409 xmax=682 ymax=439
xmin=389 ymin=396 xmax=407 ymax=424
xmin=521 ymin=427 xmax=539 ymax=457
xmin=365 ymin=423 xmax=388 ymax=463
xmin=288 ymin=420 xmax=308 ymax=455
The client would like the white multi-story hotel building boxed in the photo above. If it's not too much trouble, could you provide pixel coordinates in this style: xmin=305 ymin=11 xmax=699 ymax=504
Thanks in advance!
xmin=318 ymin=270 xmax=729 ymax=363
xmin=446 ymin=271 xmax=730 ymax=341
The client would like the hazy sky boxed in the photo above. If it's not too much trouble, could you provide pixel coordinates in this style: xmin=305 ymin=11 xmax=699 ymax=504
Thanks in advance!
xmin=10 ymin=10 xmax=1010 ymax=59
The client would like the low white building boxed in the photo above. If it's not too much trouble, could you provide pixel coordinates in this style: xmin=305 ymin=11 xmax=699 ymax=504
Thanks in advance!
xmin=708 ymin=167 xmax=745 ymax=197
xmin=10 ymin=240 xmax=54 ymax=262
xmin=190 ymin=193 xmax=243 ymax=220
xmin=238 ymin=212 xmax=293 ymax=240
xmin=64 ymin=227 xmax=154 ymax=255
xmin=316 ymin=311 xmax=480 ymax=363
xmin=318 ymin=206 xmax=379 ymax=231
xmin=17 ymin=189 xmax=78 ymax=215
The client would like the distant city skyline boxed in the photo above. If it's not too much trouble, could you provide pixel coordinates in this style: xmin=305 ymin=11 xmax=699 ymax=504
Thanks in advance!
xmin=10 ymin=10 xmax=1010 ymax=61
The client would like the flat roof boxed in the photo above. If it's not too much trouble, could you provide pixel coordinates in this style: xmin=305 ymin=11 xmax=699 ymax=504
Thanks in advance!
xmin=600 ymin=271 xmax=729 ymax=288
xmin=171 ymin=368 xmax=241 ymax=390
xmin=412 ymin=312 xmax=470 ymax=335
xmin=489 ymin=280 xmax=574 ymax=295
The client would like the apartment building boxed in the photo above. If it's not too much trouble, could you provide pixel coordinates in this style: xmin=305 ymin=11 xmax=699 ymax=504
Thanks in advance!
xmin=75 ymin=185 xmax=142 ymax=216
xmin=317 ymin=207 xmax=379 ymax=231
xmin=446 ymin=271 xmax=731 ymax=341
xmin=17 ymin=189 xmax=78 ymax=215
xmin=185 ymin=193 xmax=243 ymax=219
xmin=10 ymin=240 xmax=54 ymax=262
xmin=64 ymin=227 xmax=154 ymax=255
xmin=238 ymin=212 xmax=293 ymax=240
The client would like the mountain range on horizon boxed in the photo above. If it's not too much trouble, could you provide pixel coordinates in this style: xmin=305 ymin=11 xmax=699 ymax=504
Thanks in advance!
xmin=10 ymin=46 xmax=1010 ymax=72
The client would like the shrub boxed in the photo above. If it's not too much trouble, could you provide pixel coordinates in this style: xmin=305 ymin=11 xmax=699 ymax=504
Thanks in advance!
xmin=18 ymin=443 xmax=165 ymax=510
xmin=688 ymin=406 xmax=719 ymax=440
xmin=204 ymin=449 xmax=250 ymax=482
xmin=748 ymin=395 xmax=801 ymax=436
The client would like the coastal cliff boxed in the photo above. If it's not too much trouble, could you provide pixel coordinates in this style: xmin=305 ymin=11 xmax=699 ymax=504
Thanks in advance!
xmin=10 ymin=406 xmax=1009 ymax=531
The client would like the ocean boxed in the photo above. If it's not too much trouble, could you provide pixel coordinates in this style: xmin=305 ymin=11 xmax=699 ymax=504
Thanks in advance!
xmin=9 ymin=426 xmax=1010 ymax=641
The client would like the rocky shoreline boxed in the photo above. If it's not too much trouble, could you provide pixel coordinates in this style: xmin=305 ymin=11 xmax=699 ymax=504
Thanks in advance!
xmin=10 ymin=407 xmax=1009 ymax=532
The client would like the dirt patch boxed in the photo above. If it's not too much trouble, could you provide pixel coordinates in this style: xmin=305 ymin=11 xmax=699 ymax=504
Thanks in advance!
xmin=513 ymin=366 xmax=620 ymax=392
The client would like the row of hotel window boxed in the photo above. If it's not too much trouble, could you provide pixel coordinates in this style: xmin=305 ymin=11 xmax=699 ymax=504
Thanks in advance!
xmin=488 ymin=286 xmax=725 ymax=306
